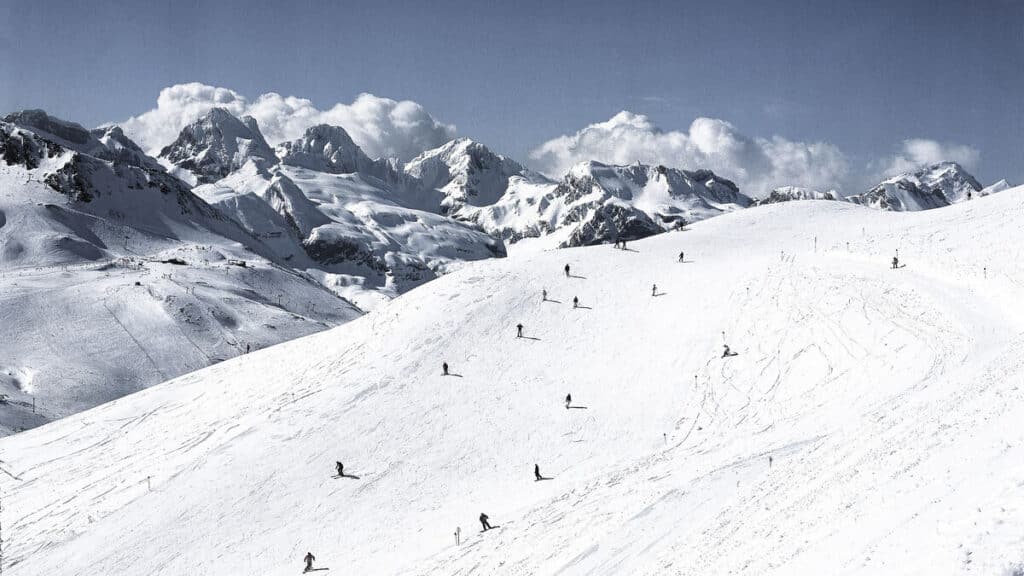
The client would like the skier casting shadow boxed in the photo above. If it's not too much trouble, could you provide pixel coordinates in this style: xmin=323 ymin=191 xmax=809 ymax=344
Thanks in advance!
xmin=480 ymin=512 xmax=499 ymax=532
xmin=722 ymin=345 xmax=738 ymax=358
xmin=334 ymin=461 xmax=360 ymax=479
xmin=565 ymin=393 xmax=587 ymax=409
xmin=303 ymin=552 xmax=328 ymax=572
xmin=534 ymin=463 xmax=553 ymax=481
xmin=442 ymin=362 xmax=463 ymax=377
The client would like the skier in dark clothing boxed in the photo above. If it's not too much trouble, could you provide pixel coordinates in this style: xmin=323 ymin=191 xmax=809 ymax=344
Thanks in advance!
xmin=479 ymin=512 xmax=493 ymax=531
xmin=443 ymin=362 xmax=449 ymax=376
xmin=303 ymin=552 xmax=316 ymax=572
xmin=891 ymin=256 xmax=899 ymax=269
xmin=652 ymin=284 xmax=657 ymax=296
xmin=542 ymin=289 xmax=547 ymax=301
xmin=722 ymin=345 xmax=737 ymax=358
xmin=564 ymin=264 xmax=571 ymax=277
xmin=678 ymin=251 xmax=684 ymax=263
xmin=517 ymin=323 xmax=523 ymax=338
xmin=573 ymin=296 xmax=579 ymax=308
xmin=535 ymin=464 xmax=542 ymax=481
xmin=565 ymin=393 xmax=572 ymax=409
xmin=336 ymin=461 xmax=344 ymax=477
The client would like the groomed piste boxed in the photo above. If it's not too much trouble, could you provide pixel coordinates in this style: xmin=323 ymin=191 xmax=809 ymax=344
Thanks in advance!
xmin=3 ymin=189 xmax=1024 ymax=575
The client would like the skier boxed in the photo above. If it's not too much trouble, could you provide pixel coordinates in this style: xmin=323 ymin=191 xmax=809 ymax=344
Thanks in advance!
xmin=480 ymin=512 xmax=493 ymax=531
xmin=542 ymin=289 xmax=547 ymax=301
xmin=769 ymin=455 xmax=774 ymax=468
xmin=678 ymin=251 xmax=684 ymax=263
xmin=621 ymin=239 xmax=626 ymax=250
xmin=573 ymin=296 xmax=579 ymax=308
xmin=455 ymin=526 xmax=461 ymax=546
xmin=652 ymin=284 xmax=657 ymax=296
xmin=564 ymin=264 xmax=571 ymax=277
xmin=722 ymin=344 xmax=736 ymax=358
xmin=892 ymin=256 xmax=899 ymax=269
xmin=246 ymin=343 xmax=251 ymax=354
xmin=443 ymin=362 xmax=449 ymax=376
xmin=535 ymin=463 xmax=542 ymax=481
xmin=613 ymin=239 xmax=620 ymax=249
xmin=517 ymin=323 xmax=524 ymax=338
xmin=336 ymin=461 xmax=344 ymax=477
xmin=565 ymin=393 xmax=572 ymax=409
xmin=303 ymin=552 xmax=316 ymax=573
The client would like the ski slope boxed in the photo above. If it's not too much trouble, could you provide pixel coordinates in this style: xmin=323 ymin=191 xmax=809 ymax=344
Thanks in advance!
xmin=3 ymin=189 xmax=1024 ymax=575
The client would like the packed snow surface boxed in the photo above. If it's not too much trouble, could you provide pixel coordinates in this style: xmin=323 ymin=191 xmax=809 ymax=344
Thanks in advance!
xmin=3 ymin=187 xmax=1024 ymax=575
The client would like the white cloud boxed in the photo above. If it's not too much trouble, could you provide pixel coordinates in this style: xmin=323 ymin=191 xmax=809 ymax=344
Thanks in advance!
xmin=116 ymin=82 xmax=456 ymax=161
xmin=528 ymin=111 xmax=848 ymax=197
xmin=877 ymin=138 xmax=980 ymax=178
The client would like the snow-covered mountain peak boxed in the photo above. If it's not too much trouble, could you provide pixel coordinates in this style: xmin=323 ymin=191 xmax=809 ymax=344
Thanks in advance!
xmin=276 ymin=124 xmax=373 ymax=174
xmin=404 ymin=137 xmax=532 ymax=211
xmin=849 ymin=161 xmax=984 ymax=211
xmin=158 ymin=107 xmax=275 ymax=184
xmin=3 ymin=109 xmax=95 ymax=149
xmin=753 ymin=186 xmax=841 ymax=206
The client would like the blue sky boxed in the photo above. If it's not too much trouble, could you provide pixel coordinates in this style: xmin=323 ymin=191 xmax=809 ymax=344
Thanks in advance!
xmin=1 ymin=0 xmax=1022 ymax=192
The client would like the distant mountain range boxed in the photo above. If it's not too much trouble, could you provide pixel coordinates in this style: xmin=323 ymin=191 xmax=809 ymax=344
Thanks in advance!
xmin=0 ymin=105 xmax=1012 ymax=434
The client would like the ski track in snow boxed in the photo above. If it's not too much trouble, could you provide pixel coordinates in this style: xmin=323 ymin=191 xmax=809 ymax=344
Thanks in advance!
xmin=3 ymin=192 xmax=1024 ymax=574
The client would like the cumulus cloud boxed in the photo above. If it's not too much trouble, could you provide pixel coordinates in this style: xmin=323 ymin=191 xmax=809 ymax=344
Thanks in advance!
xmin=529 ymin=111 xmax=849 ymax=197
xmin=116 ymin=82 xmax=456 ymax=161
xmin=877 ymin=138 xmax=980 ymax=178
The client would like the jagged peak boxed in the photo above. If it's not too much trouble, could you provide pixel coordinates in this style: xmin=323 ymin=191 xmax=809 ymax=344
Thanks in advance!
xmin=159 ymin=107 xmax=275 ymax=184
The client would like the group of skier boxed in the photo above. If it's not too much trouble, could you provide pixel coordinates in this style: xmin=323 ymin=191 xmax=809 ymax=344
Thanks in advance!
xmin=306 ymin=236 xmax=913 ymax=571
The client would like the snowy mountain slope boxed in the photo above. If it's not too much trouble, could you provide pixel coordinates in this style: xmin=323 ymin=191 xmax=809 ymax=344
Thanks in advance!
xmin=6 ymin=187 xmax=1024 ymax=574
xmin=403 ymin=144 xmax=752 ymax=249
xmin=194 ymin=159 xmax=506 ymax=310
xmin=159 ymin=108 xmax=276 ymax=185
xmin=404 ymin=137 xmax=539 ymax=213
xmin=980 ymin=178 xmax=1010 ymax=197
xmin=0 ymin=114 xmax=362 ymax=434
xmin=535 ymin=161 xmax=752 ymax=247
xmin=752 ymin=185 xmax=840 ymax=206
xmin=848 ymin=162 xmax=983 ymax=211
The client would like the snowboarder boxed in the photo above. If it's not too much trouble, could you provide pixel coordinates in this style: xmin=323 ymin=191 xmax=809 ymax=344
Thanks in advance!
xmin=565 ymin=393 xmax=572 ymax=409
xmin=303 ymin=552 xmax=316 ymax=572
xmin=336 ymin=461 xmax=344 ymax=477
xmin=573 ymin=296 xmax=579 ymax=308
xmin=678 ymin=251 xmax=684 ymax=263
xmin=535 ymin=463 xmax=542 ymax=481
xmin=443 ymin=362 xmax=449 ymax=376
xmin=892 ymin=256 xmax=899 ymax=269
xmin=517 ymin=323 xmax=523 ymax=338
xmin=480 ymin=512 xmax=493 ymax=531
xmin=542 ymin=289 xmax=547 ymax=301
xmin=564 ymin=264 xmax=571 ymax=277
xmin=652 ymin=284 xmax=657 ymax=296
